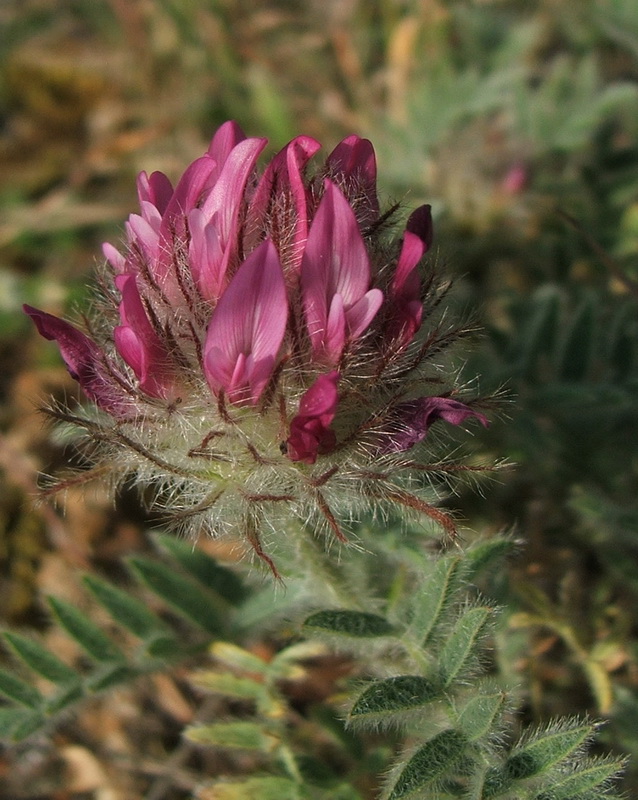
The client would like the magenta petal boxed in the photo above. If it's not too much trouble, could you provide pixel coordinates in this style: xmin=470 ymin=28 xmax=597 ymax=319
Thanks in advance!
xmin=199 ymin=137 xmax=267 ymax=248
xmin=379 ymin=396 xmax=489 ymax=454
xmin=187 ymin=208 xmax=226 ymax=300
xmin=102 ymin=242 xmax=126 ymax=273
xmin=136 ymin=170 xmax=174 ymax=216
xmin=301 ymin=180 xmax=379 ymax=363
xmin=247 ymin=135 xmax=321 ymax=271
xmin=203 ymin=240 xmax=288 ymax=405
xmin=405 ymin=203 xmax=433 ymax=249
xmin=388 ymin=204 xmax=433 ymax=345
xmin=23 ymin=305 xmax=121 ymax=412
xmin=345 ymin=288 xmax=384 ymax=341
xmin=287 ymin=371 xmax=339 ymax=464
xmin=114 ymin=274 xmax=170 ymax=397
xmin=206 ymin=120 xmax=247 ymax=172
xmin=325 ymin=135 xmax=379 ymax=225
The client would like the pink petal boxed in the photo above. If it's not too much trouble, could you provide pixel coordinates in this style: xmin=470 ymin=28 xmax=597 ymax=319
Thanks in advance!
xmin=23 ymin=305 xmax=122 ymax=412
xmin=247 ymin=136 xmax=321 ymax=272
xmin=388 ymin=204 xmax=433 ymax=345
xmin=206 ymin=120 xmax=247 ymax=172
xmin=379 ymin=396 xmax=489 ymax=453
xmin=154 ymin=155 xmax=220 ymax=296
xmin=187 ymin=208 xmax=226 ymax=300
xmin=114 ymin=274 xmax=170 ymax=397
xmin=325 ymin=135 xmax=379 ymax=225
xmin=344 ymin=288 xmax=384 ymax=341
xmin=102 ymin=242 xmax=126 ymax=273
xmin=301 ymin=180 xmax=379 ymax=363
xmin=136 ymin=170 xmax=174 ymax=216
xmin=203 ymin=240 xmax=288 ymax=405
xmin=287 ymin=371 xmax=339 ymax=464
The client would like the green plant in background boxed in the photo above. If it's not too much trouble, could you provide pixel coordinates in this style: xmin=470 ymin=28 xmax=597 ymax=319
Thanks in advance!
xmin=1 ymin=118 xmax=627 ymax=799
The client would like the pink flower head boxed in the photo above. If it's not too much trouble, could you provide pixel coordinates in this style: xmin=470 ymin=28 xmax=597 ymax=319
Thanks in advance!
xmin=287 ymin=372 xmax=340 ymax=464
xmin=25 ymin=121 xmax=491 ymax=574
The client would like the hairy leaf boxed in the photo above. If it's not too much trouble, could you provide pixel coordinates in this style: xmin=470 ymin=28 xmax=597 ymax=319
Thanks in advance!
xmin=348 ymin=676 xmax=439 ymax=726
xmin=410 ymin=556 xmax=466 ymax=646
xmin=303 ymin=610 xmax=394 ymax=639
xmin=504 ymin=719 xmax=593 ymax=781
xmin=456 ymin=689 xmax=506 ymax=741
xmin=386 ymin=729 xmax=468 ymax=799
xmin=438 ymin=607 xmax=493 ymax=686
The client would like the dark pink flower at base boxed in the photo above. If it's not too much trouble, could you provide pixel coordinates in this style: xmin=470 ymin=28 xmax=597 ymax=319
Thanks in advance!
xmin=379 ymin=396 xmax=489 ymax=454
xmin=287 ymin=372 xmax=340 ymax=464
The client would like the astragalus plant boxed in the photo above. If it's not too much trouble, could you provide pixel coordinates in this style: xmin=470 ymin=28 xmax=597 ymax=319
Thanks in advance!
xmin=14 ymin=122 xmax=623 ymax=799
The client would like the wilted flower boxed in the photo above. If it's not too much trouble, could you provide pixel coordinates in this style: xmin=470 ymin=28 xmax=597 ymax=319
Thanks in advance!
xmin=25 ymin=121 xmax=489 ymax=575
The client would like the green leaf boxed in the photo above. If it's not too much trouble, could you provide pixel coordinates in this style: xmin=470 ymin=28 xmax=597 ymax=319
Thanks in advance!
xmin=192 ymin=671 xmax=269 ymax=706
xmin=185 ymin=721 xmax=277 ymax=752
xmin=438 ymin=607 xmax=493 ymax=687
xmin=557 ymin=296 xmax=596 ymax=382
xmin=144 ymin=634 xmax=183 ymax=659
xmin=410 ymin=556 xmax=466 ymax=646
xmin=535 ymin=757 xmax=624 ymax=799
xmin=83 ymin=574 xmax=169 ymax=640
xmin=45 ymin=683 xmax=84 ymax=714
xmin=348 ymin=676 xmax=439 ymax=726
xmin=303 ymin=610 xmax=394 ymax=639
xmin=3 ymin=631 xmax=79 ymax=686
xmin=47 ymin=596 xmax=125 ymax=664
xmin=156 ymin=534 xmax=248 ymax=605
xmin=464 ymin=539 xmax=515 ymax=580
xmin=504 ymin=720 xmax=593 ymax=781
xmin=0 ymin=707 xmax=43 ymax=740
xmin=387 ymin=729 xmax=468 ymax=799
xmin=87 ymin=664 xmax=140 ymax=692
xmin=517 ymin=287 xmax=561 ymax=378
xmin=0 ymin=668 xmax=43 ymax=709
xmin=206 ymin=776 xmax=307 ymax=800
xmin=2 ymin=708 xmax=45 ymax=741
xmin=456 ymin=689 xmax=506 ymax=741
xmin=128 ymin=556 xmax=222 ymax=635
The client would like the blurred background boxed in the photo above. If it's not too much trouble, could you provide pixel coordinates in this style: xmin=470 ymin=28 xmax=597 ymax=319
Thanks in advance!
xmin=1 ymin=0 xmax=638 ymax=796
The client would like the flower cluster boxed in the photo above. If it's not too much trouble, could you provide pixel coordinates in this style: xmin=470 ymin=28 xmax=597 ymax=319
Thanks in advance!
xmin=26 ymin=121 xmax=488 ymax=575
